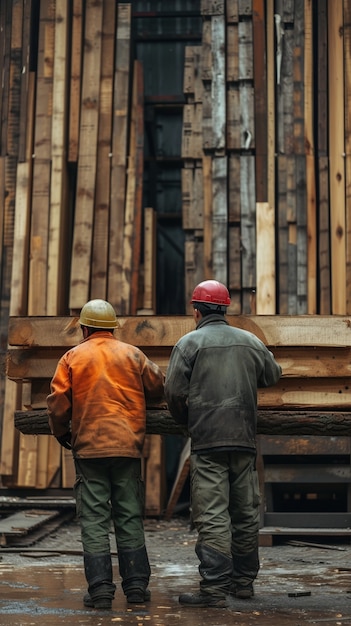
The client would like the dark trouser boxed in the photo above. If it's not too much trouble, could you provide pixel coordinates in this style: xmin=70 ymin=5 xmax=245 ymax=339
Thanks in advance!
xmin=74 ymin=457 xmax=150 ymax=596
xmin=190 ymin=451 xmax=260 ymax=595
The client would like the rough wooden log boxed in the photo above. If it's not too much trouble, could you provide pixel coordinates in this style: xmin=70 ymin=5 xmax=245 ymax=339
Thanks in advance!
xmin=14 ymin=408 xmax=351 ymax=438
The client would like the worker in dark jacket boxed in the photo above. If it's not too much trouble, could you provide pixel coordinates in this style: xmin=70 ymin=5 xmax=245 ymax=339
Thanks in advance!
xmin=47 ymin=299 xmax=165 ymax=610
xmin=164 ymin=280 xmax=281 ymax=608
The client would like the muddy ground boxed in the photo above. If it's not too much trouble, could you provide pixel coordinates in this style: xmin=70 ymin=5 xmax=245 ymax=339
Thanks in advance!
xmin=0 ymin=515 xmax=351 ymax=625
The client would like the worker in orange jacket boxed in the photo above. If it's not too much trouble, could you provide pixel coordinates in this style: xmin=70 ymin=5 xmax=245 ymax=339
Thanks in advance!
xmin=47 ymin=299 xmax=165 ymax=610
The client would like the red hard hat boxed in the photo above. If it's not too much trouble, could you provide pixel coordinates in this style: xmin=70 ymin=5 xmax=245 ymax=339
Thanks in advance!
xmin=191 ymin=280 xmax=231 ymax=306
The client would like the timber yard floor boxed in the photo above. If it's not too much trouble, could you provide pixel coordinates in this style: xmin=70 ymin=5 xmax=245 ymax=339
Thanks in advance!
xmin=0 ymin=516 xmax=350 ymax=625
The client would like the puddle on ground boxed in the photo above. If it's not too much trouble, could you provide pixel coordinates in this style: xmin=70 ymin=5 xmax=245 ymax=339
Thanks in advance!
xmin=0 ymin=562 xmax=350 ymax=625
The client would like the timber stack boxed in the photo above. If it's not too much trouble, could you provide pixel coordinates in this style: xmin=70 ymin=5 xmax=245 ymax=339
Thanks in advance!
xmin=0 ymin=1 xmax=350 ymax=527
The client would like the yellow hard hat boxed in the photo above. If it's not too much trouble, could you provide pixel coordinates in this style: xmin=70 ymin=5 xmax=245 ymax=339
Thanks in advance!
xmin=79 ymin=299 xmax=118 ymax=328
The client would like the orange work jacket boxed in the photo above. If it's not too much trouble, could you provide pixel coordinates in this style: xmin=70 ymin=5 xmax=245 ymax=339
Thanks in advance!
xmin=47 ymin=332 xmax=165 ymax=458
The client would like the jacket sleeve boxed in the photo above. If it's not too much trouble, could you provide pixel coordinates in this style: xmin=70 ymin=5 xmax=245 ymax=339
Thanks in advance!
xmin=141 ymin=355 xmax=165 ymax=403
xmin=164 ymin=345 xmax=190 ymax=425
xmin=47 ymin=357 xmax=73 ymax=437
xmin=258 ymin=347 xmax=282 ymax=388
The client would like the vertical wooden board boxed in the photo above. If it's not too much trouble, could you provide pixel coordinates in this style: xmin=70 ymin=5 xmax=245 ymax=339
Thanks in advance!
xmin=202 ymin=154 xmax=213 ymax=279
xmin=10 ymin=74 xmax=34 ymax=317
xmin=228 ymin=154 xmax=240 ymax=223
xmin=68 ymin=0 xmax=83 ymax=162
xmin=143 ymin=207 xmax=156 ymax=312
xmin=344 ymin=0 xmax=351 ymax=314
xmin=226 ymin=23 xmax=239 ymax=82
xmin=226 ymin=0 xmax=238 ymax=23
xmin=91 ymin=0 xmax=116 ymax=300
xmin=211 ymin=15 xmax=226 ymax=152
xmin=193 ymin=47 xmax=203 ymax=104
xmin=69 ymin=0 xmax=104 ymax=310
xmin=28 ymin=0 xmax=55 ymax=316
xmin=228 ymin=223 xmax=241 ymax=291
xmin=328 ymin=0 xmax=346 ymax=314
xmin=226 ymin=84 xmax=240 ymax=150
xmin=212 ymin=156 xmax=227 ymax=284
xmin=239 ymin=83 xmax=255 ymax=149
xmin=317 ymin=0 xmax=328 ymax=155
xmin=47 ymin=0 xmax=70 ymax=316
xmin=144 ymin=435 xmax=165 ymax=517
xmin=292 ymin=0 xmax=305 ymax=155
xmin=7 ymin=0 xmax=23 ymax=159
xmin=238 ymin=19 xmax=253 ymax=80
xmin=296 ymin=155 xmax=307 ymax=314
xmin=185 ymin=235 xmax=204 ymax=314
xmin=181 ymin=104 xmax=195 ymax=159
xmin=277 ymin=155 xmax=288 ymax=315
xmin=201 ymin=18 xmax=212 ymax=81
xmin=266 ymin=0 xmax=275 ymax=213
xmin=253 ymin=0 xmax=267 ymax=202
xmin=0 ymin=380 xmax=20 ymax=477
xmin=108 ymin=3 xmax=131 ymax=310
xmin=256 ymin=202 xmax=275 ymax=314
xmin=183 ymin=45 xmax=195 ymax=100
xmin=181 ymin=167 xmax=193 ymax=229
xmin=318 ymin=156 xmax=331 ymax=314
xmin=18 ymin=0 xmax=32 ymax=162
xmin=0 ymin=0 xmax=12 ymax=156
xmin=121 ymin=60 xmax=144 ymax=315
xmin=240 ymin=155 xmax=256 ymax=289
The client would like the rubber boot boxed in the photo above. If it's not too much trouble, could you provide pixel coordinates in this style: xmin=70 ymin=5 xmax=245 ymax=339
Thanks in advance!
xmin=179 ymin=543 xmax=233 ymax=607
xmin=83 ymin=553 xmax=116 ymax=609
xmin=231 ymin=547 xmax=259 ymax=598
xmin=118 ymin=545 xmax=151 ymax=603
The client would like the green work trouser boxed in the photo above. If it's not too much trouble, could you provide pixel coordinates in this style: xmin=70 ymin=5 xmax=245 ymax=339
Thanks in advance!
xmin=74 ymin=457 xmax=146 ymax=554
xmin=191 ymin=450 xmax=260 ymax=588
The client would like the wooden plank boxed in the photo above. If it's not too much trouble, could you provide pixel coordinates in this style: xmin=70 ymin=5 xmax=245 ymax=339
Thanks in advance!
xmin=7 ymin=344 xmax=351 ymax=382
xmin=202 ymin=154 xmax=213 ymax=279
xmin=7 ymin=0 xmax=23 ymax=158
xmin=240 ymin=155 xmax=256 ymax=295
xmin=328 ymin=0 xmax=346 ymax=314
xmin=212 ymin=156 xmax=227 ymax=283
xmin=141 ymin=207 xmax=157 ymax=313
xmin=68 ymin=0 xmax=83 ymax=162
xmin=266 ymin=0 xmax=275 ymax=210
xmin=0 ymin=0 xmax=12 ymax=155
xmin=344 ymin=0 xmax=351 ymax=314
xmin=121 ymin=60 xmax=144 ymax=314
xmin=256 ymin=202 xmax=275 ymax=313
xmin=108 ymin=3 xmax=131 ymax=310
xmin=259 ymin=435 xmax=351 ymax=456
xmin=304 ymin=0 xmax=316 ymax=314
xmin=0 ymin=380 xmax=20 ymax=477
xmin=47 ymin=0 xmax=69 ymax=315
xmin=144 ymin=435 xmax=165 ymax=517
xmin=318 ymin=156 xmax=331 ymax=313
xmin=90 ymin=0 xmax=116 ymax=300
xmin=8 ymin=315 xmax=351 ymax=349
xmin=18 ymin=0 xmax=32 ymax=162
xmin=264 ymin=465 xmax=351 ymax=483
xmin=253 ymin=0 xmax=267 ymax=201
xmin=69 ymin=0 xmax=104 ymax=310
xmin=28 ymin=0 xmax=55 ymax=315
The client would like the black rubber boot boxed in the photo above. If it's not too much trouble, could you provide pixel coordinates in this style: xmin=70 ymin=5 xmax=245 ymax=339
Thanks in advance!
xmin=231 ymin=547 xmax=259 ymax=598
xmin=83 ymin=553 xmax=116 ymax=609
xmin=118 ymin=545 xmax=151 ymax=603
xmin=179 ymin=543 xmax=232 ymax=607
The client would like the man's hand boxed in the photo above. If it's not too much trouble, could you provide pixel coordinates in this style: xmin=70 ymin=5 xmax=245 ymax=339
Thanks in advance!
xmin=55 ymin=431 xmax=72 ymax=450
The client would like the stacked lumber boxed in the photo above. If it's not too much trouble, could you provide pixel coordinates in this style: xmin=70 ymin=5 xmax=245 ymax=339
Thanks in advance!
xmin=0 ymin=0 xmax=351 ymax=507
xmin=4 ymin=311 xmax=351 ymax=512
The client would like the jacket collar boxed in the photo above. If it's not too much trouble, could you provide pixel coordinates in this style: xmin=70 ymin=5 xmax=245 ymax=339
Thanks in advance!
xmin=196 ymin=313 xmax=228 ymax=330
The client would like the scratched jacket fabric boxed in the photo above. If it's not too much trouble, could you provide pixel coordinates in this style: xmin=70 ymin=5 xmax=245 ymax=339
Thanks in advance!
xmin=164 ymin=314 xmax=282 ymax=453
xmin=47 ymin=332 xmax=165 ymax=458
